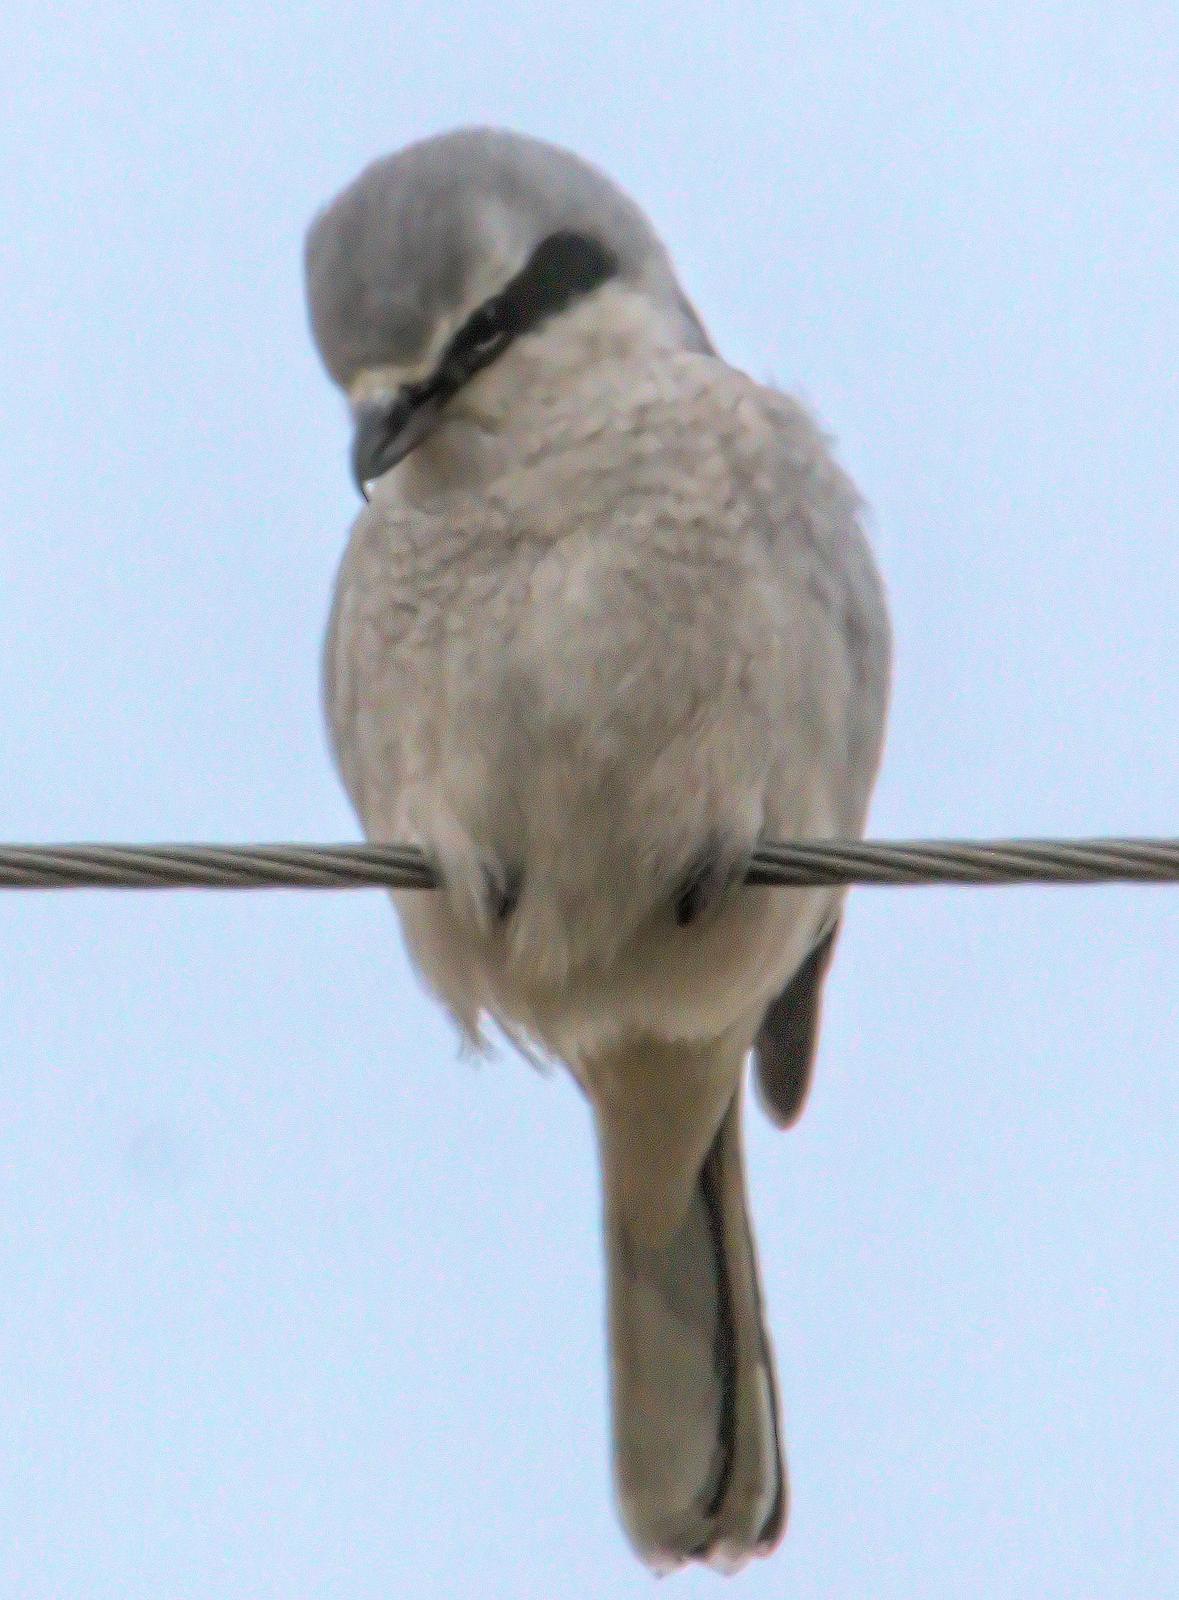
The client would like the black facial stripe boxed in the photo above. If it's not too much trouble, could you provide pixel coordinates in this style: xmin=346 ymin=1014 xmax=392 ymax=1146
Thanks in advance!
xmin=421 ymin=230 xmax=619 ymax=407
xmin=353 ymin=232 xmax=619 ymax=495
xmin=495 ymin=230 xmax=619 ymax=338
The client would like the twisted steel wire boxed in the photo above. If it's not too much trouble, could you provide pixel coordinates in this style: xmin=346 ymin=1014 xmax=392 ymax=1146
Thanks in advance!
xmin=2 ymin=838 xmax=1179 ymax=890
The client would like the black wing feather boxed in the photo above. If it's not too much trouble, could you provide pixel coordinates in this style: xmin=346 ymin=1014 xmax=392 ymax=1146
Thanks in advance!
xmin=753 ymin=922 xmax=840 ymax=1128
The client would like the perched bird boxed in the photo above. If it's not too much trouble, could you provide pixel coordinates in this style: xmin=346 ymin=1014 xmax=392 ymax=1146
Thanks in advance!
xmin=305 ymin=127 xmax=890 ymax=1572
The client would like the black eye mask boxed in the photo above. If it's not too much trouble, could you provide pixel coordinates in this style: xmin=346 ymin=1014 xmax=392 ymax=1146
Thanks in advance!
xmin=352 ymin=231 xmax=619 ymax=496
xmin=416 ymin=230 xmax=620 ymax=409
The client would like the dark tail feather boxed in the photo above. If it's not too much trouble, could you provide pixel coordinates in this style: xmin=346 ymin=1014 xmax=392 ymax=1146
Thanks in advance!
xmin=602 ymin=1084 xmax=786 ymax=1572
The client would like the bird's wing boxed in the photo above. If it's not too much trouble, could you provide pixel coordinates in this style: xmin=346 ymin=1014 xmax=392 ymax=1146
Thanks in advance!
xmin=753 ymin=920 xmax=840 ymax=1128
xmin=321 ymin=496 xmax=441 ymax=835
xmin=732 ymin=379 xmax=889 ymax=1130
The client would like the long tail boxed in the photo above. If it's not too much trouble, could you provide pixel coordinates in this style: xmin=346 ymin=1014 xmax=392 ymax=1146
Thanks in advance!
xmin=597 ymin=1074 xmax=786 ymax=1572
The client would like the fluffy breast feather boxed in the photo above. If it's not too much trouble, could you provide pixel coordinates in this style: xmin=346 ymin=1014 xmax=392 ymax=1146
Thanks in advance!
xmin=324 ymin=353 xmax=889 ymax=1053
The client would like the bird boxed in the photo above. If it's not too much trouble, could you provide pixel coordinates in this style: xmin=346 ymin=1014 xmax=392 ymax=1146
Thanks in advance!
xmin=305 ymin=127 xmax=890 ymax=1573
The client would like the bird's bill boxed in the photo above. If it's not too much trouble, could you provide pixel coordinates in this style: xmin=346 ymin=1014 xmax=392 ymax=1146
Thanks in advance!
xmin=351 ymin=390 xmax=443 ymax=498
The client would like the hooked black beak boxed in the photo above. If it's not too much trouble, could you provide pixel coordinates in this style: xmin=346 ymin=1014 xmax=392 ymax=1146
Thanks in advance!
xmin=351 ymin=390 xmax=443 ymax=499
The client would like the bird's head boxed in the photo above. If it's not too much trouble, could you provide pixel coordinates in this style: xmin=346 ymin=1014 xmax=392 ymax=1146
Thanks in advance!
xmin=305 ymin=127 xmax=713 ymax=497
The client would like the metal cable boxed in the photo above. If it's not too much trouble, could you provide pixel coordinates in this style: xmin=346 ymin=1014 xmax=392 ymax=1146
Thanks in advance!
xmin=2 ymin=838 xmax=1179 ymax=890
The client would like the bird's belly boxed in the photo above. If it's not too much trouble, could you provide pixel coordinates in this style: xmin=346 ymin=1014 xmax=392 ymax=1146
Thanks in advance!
xmin=337 ymin=494 xmax=859 ymax=1059
xmin=389 ymin=560 xmax=844 ymax=1060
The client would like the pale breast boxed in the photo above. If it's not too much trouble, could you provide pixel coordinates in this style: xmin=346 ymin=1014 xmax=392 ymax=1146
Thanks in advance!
xmin=324 ymin=352 xmax=890 ymax=1049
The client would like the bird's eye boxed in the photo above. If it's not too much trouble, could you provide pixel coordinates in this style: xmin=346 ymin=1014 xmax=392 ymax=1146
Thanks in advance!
xmin=464 ymin=301 xmax=506 ymax=355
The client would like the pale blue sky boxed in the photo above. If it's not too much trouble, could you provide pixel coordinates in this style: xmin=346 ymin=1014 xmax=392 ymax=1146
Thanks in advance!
xmin=1 ymin=4 xmax=1177 ymax=1596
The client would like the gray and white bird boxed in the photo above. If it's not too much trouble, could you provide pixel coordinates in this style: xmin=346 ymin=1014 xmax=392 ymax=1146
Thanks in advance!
xmin=305 ymin=127 xmax=890 ymax=1573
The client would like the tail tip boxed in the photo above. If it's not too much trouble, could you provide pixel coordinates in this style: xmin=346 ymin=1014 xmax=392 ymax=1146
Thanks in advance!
xmin=623 ymin=1479 xmax=788 ymax=1575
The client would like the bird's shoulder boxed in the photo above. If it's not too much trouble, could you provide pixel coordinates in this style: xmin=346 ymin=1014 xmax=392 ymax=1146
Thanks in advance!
xmin=680 ymin=356 xmax=861 ymax=523
xmin=552 ymin=351 xmax=862 ymax=547
xmin=649 ymin=357 xmax=891 ymax=737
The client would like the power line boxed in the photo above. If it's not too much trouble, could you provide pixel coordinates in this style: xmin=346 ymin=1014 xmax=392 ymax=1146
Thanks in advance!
xmin=1 ymin=838 xmax=1178 ymax=890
